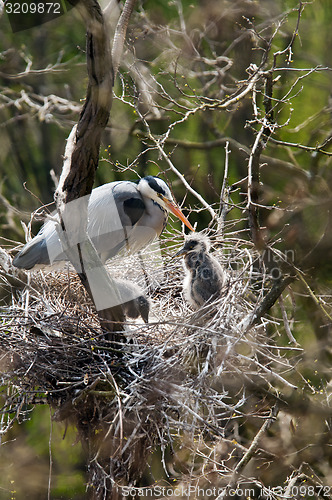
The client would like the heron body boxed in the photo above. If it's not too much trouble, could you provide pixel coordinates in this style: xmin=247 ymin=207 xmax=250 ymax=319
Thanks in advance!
xmin=13 ymin=176 xmax=194 ymax=270
xmin=175 ymin=233 xmax=227 ymax=309
xmin=114 ymin=279 xmax=150 ymax=323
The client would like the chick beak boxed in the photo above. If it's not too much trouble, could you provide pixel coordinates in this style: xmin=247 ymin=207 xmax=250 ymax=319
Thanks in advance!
xmin=173 ymin=247 xmax=186 ymax=259
xmin=163 ymin=197 xmax=195 ymax=232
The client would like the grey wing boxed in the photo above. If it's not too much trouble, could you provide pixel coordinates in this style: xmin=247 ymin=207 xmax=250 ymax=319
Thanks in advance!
xmin=87 ymin=181 xmax=152 ymax=262
xmin=12 ymin=214 xmax=64 ymax=269
xmin=13 ymin=182 xmax=131 ymax=269
xmin=12 ymin=233 xmax=50 ymax=269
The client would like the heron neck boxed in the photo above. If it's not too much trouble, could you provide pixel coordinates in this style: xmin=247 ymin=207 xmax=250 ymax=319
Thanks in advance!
xmin=144 ymin=197 xmax=166 ymax=216
xmin=142 ymin=196 xmax=168 ymax=235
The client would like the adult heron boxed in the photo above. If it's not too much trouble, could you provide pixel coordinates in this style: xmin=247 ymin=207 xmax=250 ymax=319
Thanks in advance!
xmin=13 ymin=176 xmax=194 ymax=270
xmin=174 ymin=233 xmax=227 ymax=309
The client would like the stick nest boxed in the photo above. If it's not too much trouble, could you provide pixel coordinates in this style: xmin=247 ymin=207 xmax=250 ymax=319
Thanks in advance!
xmin=0 ymin=227 xmax=301 ymax=492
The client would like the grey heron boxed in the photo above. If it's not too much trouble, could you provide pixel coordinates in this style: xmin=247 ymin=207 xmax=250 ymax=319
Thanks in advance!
xmin=114 ymin=279 xmax=150 ymax=323
xmin=13 ymin=176 xmax=194 ymax=270
xmin=174 ymin=233 xmax=227 ymax=309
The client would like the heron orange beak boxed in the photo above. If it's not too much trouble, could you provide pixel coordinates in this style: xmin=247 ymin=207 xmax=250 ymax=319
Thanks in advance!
xmin=163 ymin=198 xmax=195 ymax=232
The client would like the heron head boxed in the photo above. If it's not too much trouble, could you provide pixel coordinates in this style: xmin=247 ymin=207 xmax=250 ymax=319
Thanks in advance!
xmin=174 ymin=233 xmax=210 ymax=258
xmin=138 ymin=176 xmax=194 ymax=231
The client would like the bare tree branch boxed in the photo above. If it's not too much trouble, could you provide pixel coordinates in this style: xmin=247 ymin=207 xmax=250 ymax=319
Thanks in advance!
xmin=111 ymin=0 xmax=137 ymax=82
xmin=54 ymin=0 xmax=125 ymax=344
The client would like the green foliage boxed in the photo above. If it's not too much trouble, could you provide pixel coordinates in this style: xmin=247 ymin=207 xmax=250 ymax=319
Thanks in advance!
xmin=0 ymin=406 xmax=85 ymax=498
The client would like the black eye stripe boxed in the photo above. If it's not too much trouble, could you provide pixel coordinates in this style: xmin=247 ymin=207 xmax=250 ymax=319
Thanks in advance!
xmin=144 ymin=176 xmax=166 ymax=196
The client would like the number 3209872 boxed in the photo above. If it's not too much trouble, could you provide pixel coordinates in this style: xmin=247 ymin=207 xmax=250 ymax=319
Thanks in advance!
xmin=5 ymin=2 xmax=61 ymax=14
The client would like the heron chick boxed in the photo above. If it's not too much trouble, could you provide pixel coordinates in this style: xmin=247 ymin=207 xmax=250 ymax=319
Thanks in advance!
xmin=114 ymin=279 xmax=150 ymax=323
xmin=175 ymin=233 xmax=227 ymax=309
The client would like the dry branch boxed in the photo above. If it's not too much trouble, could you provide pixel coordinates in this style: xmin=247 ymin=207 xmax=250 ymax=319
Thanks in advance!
xmin=58 ymin=0 xmax=113 ymax=203
xmin=216 ymin=404 xmax=279 ymax=500
xmin=111 ymin=0 xmax=137 ymax=82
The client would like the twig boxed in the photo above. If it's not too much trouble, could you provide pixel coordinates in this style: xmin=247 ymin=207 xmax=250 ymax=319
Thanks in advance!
xmin=217 ymin=142 xmax=231 ymax=234
xmin=215 ymin=405 xmax=279 ymax=500
xmin=246 ymin=124 xmax=266 ymax=249
xmin=137 ymin=108 xmax=217 ymax=221
xmin=247 ymin=71 xmax=275 ymax=250
xmin=155 ymin=141 xmax=218 ymax=222
xmin=285 ymin=471 xmax=332 ymax=500
xmin=235 ymin=405 xmax=278 ymax=472
xmin=131 ymin=129 xmax=311 ymax=180
xmin=267 ymin=135 xmax=332 ymax=156
xmin=296 ymin=270 xmax=332 ymax=322
xmin=111 ymin=0 xmax=137 ymax=82
xmin=278 ymin=294 xmax=299 ymax=345
xmin=237 ymin=353 xmax=297 ymax=390
xmin=272 ymin=1 xmax=305 ymax=69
